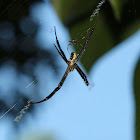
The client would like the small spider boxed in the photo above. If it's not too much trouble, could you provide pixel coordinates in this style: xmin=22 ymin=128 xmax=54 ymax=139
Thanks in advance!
xmin=29 ymin=15 xmax=98 ymax=104
xmin=67 ymin=39 xmax=80 ymax=55
xmin=69 ymin=39 xmax=78 ymax=46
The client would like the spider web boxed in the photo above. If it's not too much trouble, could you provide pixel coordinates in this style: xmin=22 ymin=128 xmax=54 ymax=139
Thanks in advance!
xmin=0 ymin=0 xmax=137 ymax=140
xmin=0 ymin=0 xmax=106 ymax=121
xmin=67 ymin=0 xmax=106 ymax=74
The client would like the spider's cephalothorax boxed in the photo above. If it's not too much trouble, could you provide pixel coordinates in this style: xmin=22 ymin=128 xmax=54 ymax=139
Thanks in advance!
xmin=29 ymin=15 xmax=98 ymax=104
xmin=68 ymin=52 xmax=79 ymax=72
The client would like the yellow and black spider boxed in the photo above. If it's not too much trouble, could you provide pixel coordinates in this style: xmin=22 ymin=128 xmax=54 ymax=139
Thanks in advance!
xmin=29 ymin=15 xmax=98 ymax=104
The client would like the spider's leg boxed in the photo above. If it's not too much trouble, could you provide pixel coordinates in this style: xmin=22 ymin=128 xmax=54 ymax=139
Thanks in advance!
xmin=29 ymin=68 xmax=69 ymax=104
xmin=54 ymin=44 xmax=68 ymax=63
xmin=75 ymin=64 xmax=89 ymax=86
xmin=76 ymin=14 xmax=98 ymax=62
xmin=54 ymin=26 xmax=68 ymax=63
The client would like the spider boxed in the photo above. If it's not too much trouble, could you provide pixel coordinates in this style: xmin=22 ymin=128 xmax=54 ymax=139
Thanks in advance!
xmin=29 ymin=15 xmax=98 ymax=104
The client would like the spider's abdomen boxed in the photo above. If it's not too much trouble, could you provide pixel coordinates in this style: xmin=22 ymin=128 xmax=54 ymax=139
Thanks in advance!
xmin=68 ymin=66 xmax=75 ymax=72
xmin=68 ymin=52 xmax=79 ymax=72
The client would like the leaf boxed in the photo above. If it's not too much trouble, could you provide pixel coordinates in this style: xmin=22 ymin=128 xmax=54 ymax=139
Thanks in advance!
xmin=51 ymin=0 xmax=98 ymax=23
xmin=109 ymin=0 xmax=128 ymax=20
xmin=69 ymin=14 xmax=114 ymax=72
xmin=134 ymin=58 xmax=140 ymax=140
xmin=51 ymin=0 xmax=140 ymax=72
xmin=121 ymin=19 xmax=140 ymax=41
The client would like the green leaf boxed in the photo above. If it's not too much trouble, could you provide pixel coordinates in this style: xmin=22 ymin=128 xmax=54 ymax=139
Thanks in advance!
xmin=121 ymin=19 xmax=140 ymax=41
xmin=134 ymin=58 xmax=140 ymax=140
xmin=51 ymin=0 xmax=98 ymax=23
xmin=51 ymin=0 xmax=140 ymax=71
xmin=109 ymin=0 xmax=128 ymax=20
xmin=69 ymin=14 xmax=114 ymax=72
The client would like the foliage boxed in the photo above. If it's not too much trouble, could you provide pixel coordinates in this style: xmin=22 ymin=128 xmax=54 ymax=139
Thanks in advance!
xmin=0 ymin=0 xmax=58 ymax=128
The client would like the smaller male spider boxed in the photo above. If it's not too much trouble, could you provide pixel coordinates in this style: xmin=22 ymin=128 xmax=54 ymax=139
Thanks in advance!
xmin=29 ymin=15 xmax=98 ymax=104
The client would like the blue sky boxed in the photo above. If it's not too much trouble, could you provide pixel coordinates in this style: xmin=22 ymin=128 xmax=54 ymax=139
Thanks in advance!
xmin=0 ymin=1 xmax=140 ymax=140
